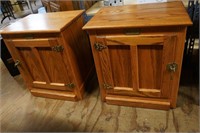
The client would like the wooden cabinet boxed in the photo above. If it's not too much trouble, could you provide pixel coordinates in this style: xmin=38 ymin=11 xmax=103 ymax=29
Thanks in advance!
xmin=41 ymin=0 xmax=96 ymax=12
xmin=1 ymin=11 xmax=94 ymax=101
xmin=83 ymin=1 xmax=192 ymax=110
xmin=49 ymin=1 xmax=61 ymax=12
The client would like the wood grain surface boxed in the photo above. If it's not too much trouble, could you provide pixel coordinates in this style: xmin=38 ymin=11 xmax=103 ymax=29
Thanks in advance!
xmin=85 ymin=1 xmax=191 ymax=109
xmin=0 ymin=10 xmax=84 ymax=34
xmin=83 ymin=1 xmax=192 ymax=30
xmin=1 ymin=11 xmax=94 ymax=101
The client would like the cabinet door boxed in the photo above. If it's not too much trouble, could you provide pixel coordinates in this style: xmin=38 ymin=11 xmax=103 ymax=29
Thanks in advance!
xmin=95 ymin=35 xmax=177 ymax=98
xmin=6 ymin=38 xmax=74 ymax=91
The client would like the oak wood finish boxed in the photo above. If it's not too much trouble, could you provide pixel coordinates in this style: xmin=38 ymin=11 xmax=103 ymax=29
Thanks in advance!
xmin=1 ymin=11 xmax=84 ymax=34
xmin=83 ymin=1 xmax=191 ymax=30
xmin=106 ymin=95 xmax=171 ymax=110
xmin=41 ymin=0 xmax=96 ymax=12
xmin=83 ymin=1 xmax=192 ymax=110
xmin=1 ymin=11 xmax=94 ymax=101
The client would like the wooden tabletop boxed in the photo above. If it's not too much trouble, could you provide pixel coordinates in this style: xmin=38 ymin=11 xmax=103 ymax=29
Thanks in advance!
xmin=83 ymin=1 xmax=192 ymax=30
xmin=1 ymin=10 xmax=84 ymax=34
xmin=86 ymin=0 xmax=188 ymax=16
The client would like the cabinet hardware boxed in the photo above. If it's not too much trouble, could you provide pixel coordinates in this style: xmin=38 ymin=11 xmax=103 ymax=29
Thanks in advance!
xmin=14 ymin=60 xmax=21 ymax=67
xmin=167 ymin=62 xmax=178 ymax=72
xmin=94 ymin=43 xmax=107 ymax=51
xmin=66 ymin=83 xmax=75 ymax=89
xmin=125 ymin=29 xmax=140 ymax=35
xmin=103 ymin=83 xmax=112 ymax=89
xmin=52 ymin=45 xmax=64 ymax=52
xmin=24 ymin=34 xmax=34 ymax=39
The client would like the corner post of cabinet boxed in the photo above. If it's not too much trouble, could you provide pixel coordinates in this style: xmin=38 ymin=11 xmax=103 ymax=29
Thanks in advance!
xmin=59 ymin=29 xmax=82 ymax=100
xmin=170 ymin=27 xmax=188 ymax=108
xmin=3 ymin=38 xmax=33 ymax=89
xmin=87 ymin=30 xmax=106 ymax=102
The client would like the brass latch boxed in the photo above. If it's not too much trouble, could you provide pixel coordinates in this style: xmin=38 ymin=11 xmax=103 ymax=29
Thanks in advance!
xmin=66 ymin=83 xmax=75 ymax=89
xmin=52 ymin=45 xmax=64 ymax=52
xmin=24 ymin=34 xmax=34 ymax=39
xmin=94 ymin=43 xmax=107 ymax=51
xmin=124 ymin=28 xmax=140 ymax=35
xmin=103 ymin=83 xmax=112 ymax=89
xmin=167 ymin=62 xmax=178 ymax=80
xmin=14 ymin=60 xmax=21 ymax=67
xmin=167 ymin=62 xmax=178 ymax=72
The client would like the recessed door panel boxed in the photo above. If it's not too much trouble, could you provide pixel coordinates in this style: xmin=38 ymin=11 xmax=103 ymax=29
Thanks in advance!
xmin=19 ymin=47 xmax=46 ymax=82
xmin=38 ymin=47 xmax=70 ymax=84
xmin=138 ymin=45 xmax=163 ymax=90
xmin=108 ymin=45 xmax=133 ymax=88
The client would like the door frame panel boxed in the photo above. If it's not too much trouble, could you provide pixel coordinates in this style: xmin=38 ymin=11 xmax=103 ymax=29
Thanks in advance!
xmin=7 ymin=38 xmax=74 ymax=91
xmin=95 ymin=34 xmax=177 ymax=99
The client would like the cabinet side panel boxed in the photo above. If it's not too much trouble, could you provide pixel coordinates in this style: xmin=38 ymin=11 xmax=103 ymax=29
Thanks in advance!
xmin=61 ymin=15 xmax=94 ymax=98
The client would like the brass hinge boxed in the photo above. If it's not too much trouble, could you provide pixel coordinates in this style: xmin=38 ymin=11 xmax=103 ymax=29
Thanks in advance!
xmin=52 ymin=45 xmax=64 ymax=52
xmin=66 ymin=83 xmax=75 ymax=89
xmin=103 ymin=83 xmax=112 ymax=89
xmin=94 ymin=43 xmax=107 ymax=51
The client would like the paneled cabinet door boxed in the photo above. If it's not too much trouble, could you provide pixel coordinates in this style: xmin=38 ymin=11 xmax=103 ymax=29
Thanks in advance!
xmin=95 ymin=35 xmax=177 ymax=99
xmin=6 ymin=38 xmax=75 ymax=91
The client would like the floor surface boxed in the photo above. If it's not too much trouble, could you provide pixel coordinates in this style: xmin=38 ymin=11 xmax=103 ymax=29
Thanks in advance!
xmin=0 ymin=55 xmax=199 ymax=132
xmin=0 ymin=0 xmax=42 ymax=29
